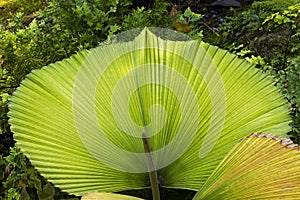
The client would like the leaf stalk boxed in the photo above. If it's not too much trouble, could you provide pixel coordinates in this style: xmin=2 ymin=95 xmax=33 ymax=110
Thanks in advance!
xmin=142 ymin=132 xmax=160 ymax=200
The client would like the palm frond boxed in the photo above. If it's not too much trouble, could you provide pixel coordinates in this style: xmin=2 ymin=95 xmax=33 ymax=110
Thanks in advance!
xmin=193 ymin=133 xmax=300 ymax=199
xmin=8 ymin=28 xmax=291 ymax=195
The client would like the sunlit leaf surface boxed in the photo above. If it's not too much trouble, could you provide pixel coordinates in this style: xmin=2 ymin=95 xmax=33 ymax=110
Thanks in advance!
xmin=193 ymin=133 xmax=300 ymax=199
xmin=9 ymin=28 xmax=290 ymax=195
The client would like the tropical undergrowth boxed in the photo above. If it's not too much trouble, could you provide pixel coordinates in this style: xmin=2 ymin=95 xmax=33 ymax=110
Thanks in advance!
xmin=207 ymin=0 xmax=300 ymax=143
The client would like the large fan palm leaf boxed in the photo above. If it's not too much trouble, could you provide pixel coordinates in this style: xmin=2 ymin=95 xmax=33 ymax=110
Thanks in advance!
xmin=8 ymin=28 xmax=290 ymax=195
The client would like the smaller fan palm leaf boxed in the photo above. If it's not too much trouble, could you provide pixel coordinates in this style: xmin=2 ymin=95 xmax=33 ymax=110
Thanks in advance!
xmin=193 ymin=133 xmax=300 ymax=199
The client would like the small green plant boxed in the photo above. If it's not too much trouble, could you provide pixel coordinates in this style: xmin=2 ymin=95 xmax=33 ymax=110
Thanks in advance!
xmin=2 ymin=147 xmax=79 ymax=199
xmin=2 ymin=147 xmax=54 ymax=199
xmin=173 ymin=7 xmax=204 ymax=40
xmin=122 ymin=1 xmax=171 ymax=30
xmin=261 ymin=3 xmax=300 ymax=69
xmin=0 ymin=0 xmax=47 ymax=27
xmin=250 ymin=0 xmax=300 ymax=14
xmin=215 ymin=1 xmax=300 ymax=68
xmin=271 ymin=56 xmax=300 ymax=142
xmin=0 ymin=67 xmax=11 ymax=135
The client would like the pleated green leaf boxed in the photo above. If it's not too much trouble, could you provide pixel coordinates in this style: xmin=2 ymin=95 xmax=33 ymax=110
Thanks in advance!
xmin=193 ymin=133 xmax=300 ymax=199
xmin=82 ymin=192 xmax=144 ymax=200
xmin=8 ymin=28 xmax=291 ymax=195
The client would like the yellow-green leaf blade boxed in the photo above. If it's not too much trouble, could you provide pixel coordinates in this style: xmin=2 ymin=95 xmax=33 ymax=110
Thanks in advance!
xmin=82 ymin=192 xmax=144 ymax=200
xmin=193 ymin=133 xmax=300 ymax=199
xmin=8 ymin=28 xmax=291 ymax=195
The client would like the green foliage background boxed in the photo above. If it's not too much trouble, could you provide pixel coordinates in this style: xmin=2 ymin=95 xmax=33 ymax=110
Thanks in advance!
xmin=210 ymin=1 xmax=300 ymax=143
xmin=0 ymin=0 xmax=299 ymax=199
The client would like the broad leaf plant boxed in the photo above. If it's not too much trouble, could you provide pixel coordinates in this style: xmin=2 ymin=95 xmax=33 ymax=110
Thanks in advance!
xmin=8 ymin=28 xmax=297 ymax=199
